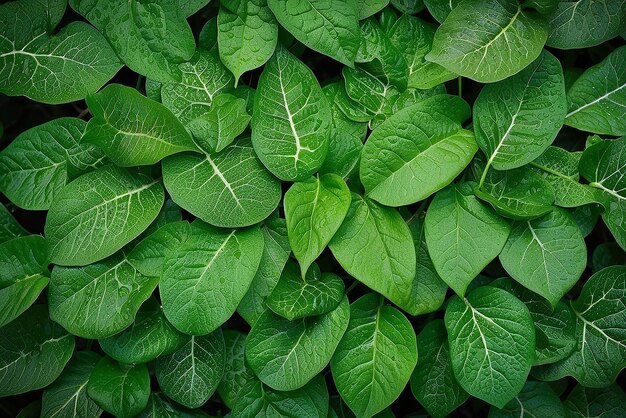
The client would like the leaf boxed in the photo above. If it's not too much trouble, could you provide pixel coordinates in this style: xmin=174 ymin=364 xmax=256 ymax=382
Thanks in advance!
xmin=284 ymin=174 xmax=351 ymax=276
xmin=545 ymin=0 xmax=626 ymax=49
xmin=49 ymin=252 xmax=159 ymax=339
xmin=160 ymin=221 xmax=264 ymax=335
xmin=0 ymin=305 xmax=74 ymax=397
xmin=0 ymin=118 xmax=106 ymax=210
xmin=445 ymin=286 xmax=535 ymax=408
xmin=0 ymin=0 xmax=121 ymax=104
xmin=0 ymin=274 xmax=48 ymax=328
xmin=360 ymin=95 xmax=476 ymax=206
xmin=83 ymin=84 xmax=198 ymax=167
xmin=247 ymin=296 xmax=349 ymax=391
xmin=163 ymin=139 xmax=281 ymax=228
xmin=0 ymin=235 xmax=49 ymax=287
xmin=425 ymin=182 xmax=511 ymax=297
xmin=267 ymin=0 xmax=360 ymax=66
xmin=410 ymin=320 xmax=469 ymax=418
xmin=218 ymin=0 xmax=278 ymax=83
xmin=473 ymin=50 xmax=566 ymax=171
xmin=231 ymin=374 xmax=329 ymax=418
xmin=564 ymin=384 xmax=626 ymax=418
xmin=99 ymin=297 xmax=189 ymax=364
xmin=70 ymin=0 xmax=195 ymax=82
xmin=41 ymin=351 xmax=103 ymax=418
xmin=266 ymin=261 xmax=345 ymax=320
xmin=87 ymin=357 xmax=150 ymax=418
xmin=423 ymin=0 xmax=460 ymax=23
xmin=252 ymin=45 xmax=331 ymax=181
xmin=0 ymin=203 xmax=27 ymax=244
xmin=155 ymin=330 xmax=225 ymax=408
xmin=329 ymin=194 xmax=416 ymax=311
xmin=488 ymin=381 xmax=566 ymax=418
xmin=237 ymin=216 xmax=291 ymax=325
xmin=358 ymin=0 xmax=389 ymax=19
xmin=342 ymin=66 xmax=400 ymax=121
xmin=217 ymin=330 xmax=256 ymax=409
xmin=565 ymin=46 xmax=626 ymax=136
xmin=330 ymin=294 xmax=417 ymax=417
xmin=136 ymin=393 xmax=184 ymax=418
xmin=187 ymin=94 xmax=251 ymax=154
xmin=592 ymin=242 xmax=626 ymax=273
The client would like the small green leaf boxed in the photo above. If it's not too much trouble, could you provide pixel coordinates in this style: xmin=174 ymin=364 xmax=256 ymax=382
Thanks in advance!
xmin=217 ymin=330 xmax=256 ymax=409
xmin=564 ymin=384 xmax=626 ymax=418
xmin=488 ymin=381 xmax=566 ymax=418
xmin=0 ymin=235 xmax=49 ymax=287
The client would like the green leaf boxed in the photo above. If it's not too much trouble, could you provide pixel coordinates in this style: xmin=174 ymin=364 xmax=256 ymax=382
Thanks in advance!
xmin=41 ymin=351 xmax=103 ymax=418
xmin=565 ymin=46 xmax=626 ymax=136
xmin=87 ymin=357 xmax=150 ymax=418
xmin=266 ymin=261 xmax=345 ymax=320
xmin=0 ymin=235 xmax=49 ymax=287
xmin=423 ymin=0 xmax=460 ymax=23
xmin=0 ymin=0 xmax=122 ymax=104
xmin=0 ymin=118 xmax=106 ymax=210
xmin=49 ymin=252 xmax=159 ymax=339
xmin=425 ymin=182 xmax=511 ymax=297
xmin=342 ymin=66 xmax=400 ymax=120
xmin=330 ymin=294 xmax=417 ymax=417
xmin=136 ymin=393 xmax=184 ymax=418
xmin=160 ymin=222 xmax=264 ymax=335
xmin=163 ymin=139 xmax=281 ymax=228
xmin=181 ymin=0 xmax=212 ymax=17
xmin=564 ymin=384 xmax=626 ymax=418
xmin=217 ymin=330 xmax=256 ymax=409
xmin=488 ymin=381 xmax=566 ymax=418
xmin=99 ymin=297 xmax=189 ymax=364
xmin=592 ymin=242 xmax=626 ymax=273
xmin=358 ymin=0 xmax=389 ymax=19
xmin=247 ymin=296 xmax=349 ymax=391
xmin=473 ymin=50 xmax=566 ymax=171
xmin=329 ymin=194 xmax=416 ymax=311
xmin=0 ymin=273 xmax=48 ymax=328
xmin=155 ymin=330 xmax=225 ymax=408
xmin=0 ymin=203 xmax=27 ymax=244
xmin=83 ymin=84 xmax=198 ymax=167
xmin=545 ymin=0 xmax=626 ymax=49
xmin=70 ymin=0 xmax=195 ymax=82
xmin=267 ymin=0 xmax=360 ymax=66
xmin=426 ymin=0 xmax=548 ymax=83
xmin=187 ymin=94 xmax=251 ymax=154
xmin=252 ymin=45 xmax=331 ymax=181
xmin=218 ymin=0 xmax=278 ymax=84
xmin=0 ymin=305 xmax=74 ymax=397
xmin=285 ymin=174 xmax=351 ymax=276
xmin=360 ymin=95 xmax=476 ymax=206
xmin=445 ymin=286 xmax=535 ymax=408
xmin=231 ymin=374 xmax=329 ymax=418
xmin=410 ymin=320 xmax=468 ymax=418
xmin=237 ymin=216 xmax=291 ymax=325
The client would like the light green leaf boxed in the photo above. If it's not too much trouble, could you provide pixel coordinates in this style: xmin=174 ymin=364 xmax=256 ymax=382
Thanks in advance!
xmin=218 ymin=0 xmax=278 ymax=83
xmin=217 ymin=330 xmax=256 ymax=409
xmin=163 ymin=140 xmax=281 ymax=228
xmin=342 ymin=66 xmax=400 ymax=121
xmin=155 ymin=330 xmax=225 ymax=408
xmin=329 ymin=194 xmax=416 ymax=311
xmin=0 ymin=305 xmax=74 ymax=397
xmin=331 ymin=79 xmax=372 ymax=123
xmin=425 ymin=182 xmax=511 ymax=297
xmin=83 ymin=84 xmax=198 ymax=167
xmin=564 ymin=384 xmax=626 ymax=418
xmin=0 ymin=0 xmax=121 ymax=104
xmin=0 ymin=203 xmax=27 ymax=244
xmin=267 ymin=0 xmax=360 ymax=66
xmin=0 ymin=274 xmax=48 ymax=328
xmin=0 ymin=235 xmax=49 ymax=287
xmin=445 ymin=286 xmax=535 ymax=408
xmin=45 ymin=165 xmax=164 ymax=266
xmin=426 ymin=0 xmax=548 ymax=83
xmin=252 ymin=45 xmax=331 ymax=181
xmin=488 ymin=381 xmax=566 ymax=418
xmin=331 ymin=294 xmax=417 ymax=418
xmin=87 ymin=357 xmax=150 ymax=418
xmin=160 ymin=221 xmax=264 ymax=335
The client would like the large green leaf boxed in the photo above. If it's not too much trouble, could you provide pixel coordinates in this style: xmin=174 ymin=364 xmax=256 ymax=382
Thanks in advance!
xmin=70 ymin=0 xmax=195 ymax=82
xmin=0 ymin=0 xmax=121 ymax=104
xmin=160 ymin=221 xmax=263 ymax=335
xmin=329 ymin=194 xmax=416 ymax=311
xmin=49 ymin=252 xmax=159 ymax=339
xmin=488 ymin=381 xmax=565 ymax=418
xmin=565 ymin=46 xmax=626 ymax=136
xmin=360 ymin=95 xmax=475 ymax=206
xmin=217 ymin=330 xmax=256 ymax=409
xmin=445 ymin=286 xmax=535 ymax=408
xmin=564 ymin=384 xmax=626 ymax=418
xmin=473 ymin=50 xmax=566 ymax=171
xmin=330 ymin=294 xmax=417 ymax=417
xmin=246 ymin=296 xmax=349 ymax=391
xmin=163 ymin=140 xmax=281 ymax=228
xmin=426 ymin=0 xmax=548 ymax=83
xmin=425 ymin=182 xmax=511 ymax=297
xmin=0 ymin=118 xmax=106 ymax=210
xmin=155 ymin=330 xmax=225 ymax=408
xmin=0 ymin=305 xmax=74 ymax=397
xmin=45 ymin=165 xmax=164 ymax=266
xmin=83 ymin=84 xmax=197 ymax=167
xmin=267 ymin=0 xmax=360 ymax=66
xmin=284 ymin=174 xmax=351 ymax=276
xmin=252 ymin=46 xmax=331 ymax=181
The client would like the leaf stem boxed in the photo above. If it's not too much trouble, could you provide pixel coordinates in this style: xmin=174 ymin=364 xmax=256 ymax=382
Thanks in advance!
xmin=457 ymin=76 xmax=463 ymax=98
xmin=478 ymin=160 xmax=492 ymax=189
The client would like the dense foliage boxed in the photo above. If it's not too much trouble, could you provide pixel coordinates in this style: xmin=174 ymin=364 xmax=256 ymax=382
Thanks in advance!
xmin=0 ymin=0 xmax=625 ymax=417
